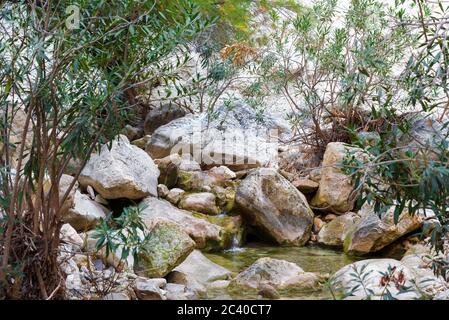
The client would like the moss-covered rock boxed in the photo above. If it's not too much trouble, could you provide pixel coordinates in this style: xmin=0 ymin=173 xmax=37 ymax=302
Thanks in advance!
xmin=212 ymin=186 xmax=236 ymax=213
xmin=135 ymin=220 xmax=195 ymax=278
xmin=177 ymin=170 xmax=228 ymax=192
xmin=193 ymin=213 xmax=245 ymax=250
xmin=140 ymin=197 xmax=231 ymax=251
xmin=131 ymin=135 xmax=151 ymax=149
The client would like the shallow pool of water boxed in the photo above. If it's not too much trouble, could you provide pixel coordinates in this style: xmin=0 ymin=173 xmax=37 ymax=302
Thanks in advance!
xmin=205 ymin=243 xmax=364 ymax=300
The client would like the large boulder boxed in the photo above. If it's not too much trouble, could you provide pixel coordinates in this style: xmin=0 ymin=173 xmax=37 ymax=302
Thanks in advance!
xmin=178 ymin=192 xmax=220 ymax=215
xmin=235 ymin=168 xmax=314 ymax=246
xmin=63 ymin=190 xmax=108 ymax=231
xmin=343 ymin=205 xmax=423 ymax=255
xmin=330 ymin=259 xmax=438 ymax=300
xmin=146 ymin=103 xmax=291 ymax=170
xmin=311 ymin=142 xmax=366 ymax=214
xmin=317 ymin=212 xmax=360 ymax=247
xmin=144 ymin=103 xmax=187 ymax=135
xmin=229 ymin=258 xmax=320 ymax=292
xmin=140 ymin=197 xmax=226 ymax=250
xmin=135 ymin=220 xmax=195 ymax=278
xmin=79 ymin=135 xmax=159 ymax=200
xmin=167 ymin=250 xmax=231 ymax=296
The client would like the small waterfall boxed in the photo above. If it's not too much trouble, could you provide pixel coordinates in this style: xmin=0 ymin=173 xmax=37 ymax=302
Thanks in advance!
xmin=224 ymin=234 xmax=245 ymax=253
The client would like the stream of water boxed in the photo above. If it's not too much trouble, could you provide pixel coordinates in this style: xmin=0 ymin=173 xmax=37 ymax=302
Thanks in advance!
xmin=205 ymin=242 xmax=364 ymax=300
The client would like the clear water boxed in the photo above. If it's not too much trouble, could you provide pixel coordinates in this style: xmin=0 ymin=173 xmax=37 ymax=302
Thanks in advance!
xmin=205 ymin=242 xmax=364 ymax=300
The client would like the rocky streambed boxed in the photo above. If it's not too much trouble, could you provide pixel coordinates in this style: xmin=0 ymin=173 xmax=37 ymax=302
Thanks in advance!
xmin=205 ymin=243 xmax=362 ymax=300
xmin=53 ymin=103 xmax=449 ymax=300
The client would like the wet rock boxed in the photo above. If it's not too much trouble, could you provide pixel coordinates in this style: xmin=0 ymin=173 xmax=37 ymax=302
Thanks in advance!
xmin=197 ymin=214 xmax=245 ymax=249
xmin=258 ymin=284 xmax=280 ymax=299
xmin=172 ymin=250 xmax=231 ymax=284
xmin=235 ymin=168 xmax=314 ymax=245
xmin=167 ymin=250 xmax=231 ymax=297
xmin=79 ymin=135 xmax=159 ymax=200
xmin=230 ymin=258 xmax=319 ymax=292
